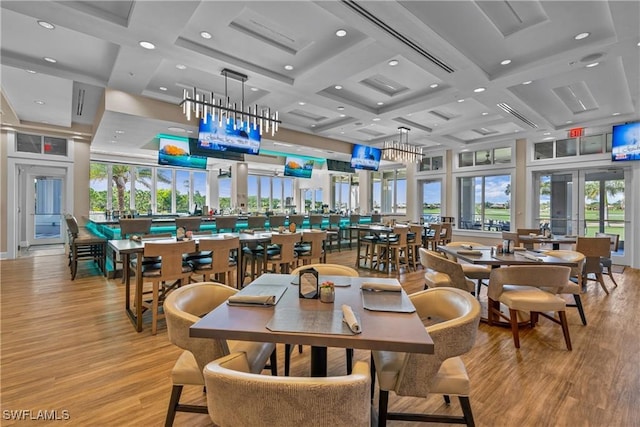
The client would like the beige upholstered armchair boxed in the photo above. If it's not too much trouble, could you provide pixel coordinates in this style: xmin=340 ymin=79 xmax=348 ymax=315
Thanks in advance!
xmin=488 ymin=265 xmax=573 ymax=350
xmin=204 ymin=352 xmax=371 ymax=427
xmin=371 ymin=287 xmax=481 ymax=427
xmin=443 ymin=241 xmax=492 ymax=291
xmin=163 ymin=282 xmax=277 ymax=426
xmin=540 ymin=250 xmax=587 ymax=325
xmin=418 ymin=248 xmax=476 ymax=294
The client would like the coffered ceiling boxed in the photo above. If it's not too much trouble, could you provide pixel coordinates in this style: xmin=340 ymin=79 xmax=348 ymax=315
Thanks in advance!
xmin=1 ymin=1 xmax=639 ymax=165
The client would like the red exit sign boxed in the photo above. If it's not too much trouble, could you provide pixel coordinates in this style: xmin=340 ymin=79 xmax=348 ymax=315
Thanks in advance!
xmin=568 ymin=127 xmax=584 ymax=138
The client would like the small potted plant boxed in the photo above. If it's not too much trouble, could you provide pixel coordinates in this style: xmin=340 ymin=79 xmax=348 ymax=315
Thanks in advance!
xmin=320 ymin=281 xmax=335 ymax=303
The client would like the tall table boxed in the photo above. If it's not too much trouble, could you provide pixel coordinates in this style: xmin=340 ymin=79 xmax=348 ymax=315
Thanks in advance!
xmin=108 ymin=232 xmax=273 ymax=332
xmin=349 ymin=225 xmax=396 ymax=273
xmin=190 ymin=274 xmax=434 ymax=376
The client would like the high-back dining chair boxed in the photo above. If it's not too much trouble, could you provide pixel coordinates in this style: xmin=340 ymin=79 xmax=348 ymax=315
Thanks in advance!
xmin=371 ymin=287 xmax=481 ymax=427
xmin=266 ymin=232 xmax=301 ymax=273
xmin=296 ymin=230 xmax=327 ymax=265
xmin=325 ymin=214 xmax=343 ymax=252
xmin=419 ymin=248 xmax=476 ymax=294
xmin=164 ymin=283 xmax=277 ymax=426
xmin=191 ymin=236 xmax=240 ymax=288
xmin=443 ymin=241 xmax=491 ymax=291
xmin=134 ymin=239 xmax=195 ymax=335
xmin=424 ymin=223 xmax=442 ymax=251
xmin=439 ymin=222 xmax=453 ymax=245
xmin=517 ymin=228 xmax=541 ymax=250
xmin=488 ymin=265 xmax=573 ymax=350
xmin=309 ymin=214 xmax=324 ymax=229
xmin=246 ymin=215 xmax=267 ymax=230
xmin=288 ymin=214 xmax=305 ymax=230
xmin=119 ymin=218 xmax=153 ymax=238
xmin=540 ymin=250 xmax=587 ymax=325
xmin=594 ymin=232 xmax=620 ymax=287
xmin=268 ymin=215 xmax=287 ymax=230
xmin=214 ymin=216 xmax=237 ymax=232
xmin=576 ymin=236 xmax=614 ymax=294
xmin=175 ymin=216 xmax=201 ymax=232
xmin=204 ymin=352 xmax=370 ymax=427
xmin=64 ymin=215 xmax=107 ymax=280
xmin=375 ymin=225 xmax=411 ymax=275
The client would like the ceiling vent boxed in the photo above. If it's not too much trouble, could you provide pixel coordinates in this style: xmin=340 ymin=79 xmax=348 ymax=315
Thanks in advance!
xmin=428 ymin=110 xmax=452 ymax=121
xmin=341 ymin=0 xmax=455 ymax=73
xmin=497 ymin=102 xmax=538 ymax=128
xmin=76 ymin=88 xmax=85 ymax=116
xmin=288 ymin=109 xmax=327 ymax=122
xmin=360 ymin=75 xmax=408 ymax=96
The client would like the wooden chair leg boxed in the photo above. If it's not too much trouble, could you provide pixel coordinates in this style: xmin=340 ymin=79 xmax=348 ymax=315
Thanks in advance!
xmin=596 ymin=273 xmax=609 ymax=294
xmin=558 ymin=310 xmax=572 ymax=351
xmin=607 ymin=269 xmax=619 ymax=287
xmin=508 ymin=308 xmax=521 ymax=348
xmin=151 ymin=281 xmax=160 ymax=335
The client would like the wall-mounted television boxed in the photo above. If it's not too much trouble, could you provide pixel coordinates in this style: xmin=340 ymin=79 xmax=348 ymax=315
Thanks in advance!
xmin=188 ymin=138 xmax=244 ymax=161
xmin=158 ymin=137 xmax=207 ymax=169
xmin=612 ymin=121 xmax=640 ymax=162
xmin=327 ymin=159 xmax=355 ymax=173
xmin=197 ymin=113 xmax=261 ymax=156
xmin=284 ymin=156 xmax=314 ymax=178
xmin=350 ymin=144 xmax=381 ymax=171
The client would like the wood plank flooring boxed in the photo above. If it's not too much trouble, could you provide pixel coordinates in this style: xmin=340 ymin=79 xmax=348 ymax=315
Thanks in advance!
xmin=1 ymin=249 xmax=638 ymax=426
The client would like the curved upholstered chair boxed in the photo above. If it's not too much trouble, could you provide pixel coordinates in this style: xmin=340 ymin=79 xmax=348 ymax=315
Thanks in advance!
xmin=418 ymin=248 xmax=476 ymax=294
xmin=163 ymin=282 xmax=277 ymax=426
xmin=204 ymin=352 xmax=370 ymax=427
xmin=288 ymin=263 xmax=359 ymax=376
xmin=371 ymin=287 xmax=481 ymax=427
xmin=443 ymin=241 xmax=492 ymax=292
xmin=539 ymin=250 xmax=587 ymax=325
xmin=488 ymin=265 xmax=573 ymax=350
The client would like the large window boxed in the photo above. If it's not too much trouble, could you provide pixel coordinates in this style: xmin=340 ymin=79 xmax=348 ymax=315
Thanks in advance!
xmin=247 ymin=174 xmax=295 ymax=213
xmin=176 ymin=170 xmax=190 ymax=213
xmin=134 ymin=166 xmax=152 ymax=214
xmin=111 ymin=165 xmax=131 ymax=214
xmin=458 ymin=174 xmax=511 ymax=231
xmin=421 ymin=180 xmax=442 ymax=223
xmin=371 ymin=169 xmax=406 ymax=214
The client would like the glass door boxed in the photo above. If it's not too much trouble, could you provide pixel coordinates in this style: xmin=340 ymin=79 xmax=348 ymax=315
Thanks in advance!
xmin=420 ymin=180 xmax=442 ymax=223
xmin=26 ymin=171 xmax=65 ymax=246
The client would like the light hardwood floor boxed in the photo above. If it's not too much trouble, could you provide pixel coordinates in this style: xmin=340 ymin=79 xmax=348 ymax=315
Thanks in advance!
xmin=1 ymin=249 xmax=638 ymax=426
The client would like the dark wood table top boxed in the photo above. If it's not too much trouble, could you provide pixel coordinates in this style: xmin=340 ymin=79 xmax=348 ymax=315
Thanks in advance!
xmin=190 ymin=274 xmax=434 ymax=354
xmin=437 ymin=245 xmax=579 ymax=267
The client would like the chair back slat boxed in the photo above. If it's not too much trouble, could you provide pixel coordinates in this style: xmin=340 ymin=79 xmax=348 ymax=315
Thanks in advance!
xmin=120 ymin=218 xmax=152 ymax=238
xmin=215 ymin=216 xmax=238 ymax=232
xmin=175 ymin=216 xmax=202 ymax=232
xmin=198 ymin=237 xmax=240 ymax=271
xmin=144 ymin=240 xmax=196 ymax=280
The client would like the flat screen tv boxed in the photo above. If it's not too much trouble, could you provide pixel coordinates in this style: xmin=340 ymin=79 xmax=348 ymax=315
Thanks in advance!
xmin=188 ymin=138 xmax=244 ymax=161
xmin=158 ymin=137 xmax=207 ymax=169
xmin=350 ymin=144 xmax=381 ymax=171
xmin=284 ymin=156 xmax=314 ymax=178
xmin=612 ymin=121 xmax=640 ymax=162
xmin=327 ymin=159 xmax=355 ymax=173
xmin=197 ymin=113 xmax=261 ymax=156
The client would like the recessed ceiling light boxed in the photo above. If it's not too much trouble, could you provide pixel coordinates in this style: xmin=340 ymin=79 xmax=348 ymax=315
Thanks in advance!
xmin=284 ymin=65 xmax=294 ymax=71
xmin=612 ymin=112 xmax=621 ymax=116
xmin=335 ymin=29 xmax=347 ymax=37
xmin=43 ymin=57 xmax=57 ymax=63
xmin=522 ymin=80 xmax=533 ymax=85
xmin=200 ymin=31 xmax=212 ymax=39
xmin=339 ymin=114 xmax=346 ymax=117
xmin=37 ymin=20 xmax=55 ymax=30
xmin=311 ymin=124 xmax=316 ymax=127
xmin=250 ymin=87 xmax=259 ymax=92
xmin=433 ymin=123 xmax=438 ymax=127
xmin=481 ymin=112 xmax=489 ymax=116
xmin=334 ymin=85 xmax=343 ymax=90
xmin=159 ymin=86 xmax=167 ymax=91
xmin=41 ymin=121 xmax=49 ymax=124
xmin=544 ymin=137 xmax=554 ymax=140
xmin=340 ymin=131 xmax=345 ymax=134
xmin=34 ymin=100 xmax=45 ymax=105
xmin=585 ymin=62 xmax=599 ymax=68
xmin=25 ymin=69 xmax=36 ymax=74
xmin=372 ymin=118 xmax=381 ymax=121
xmin=461 ymin=149 xmax=469 ymax=152
xmin=574 ymin=32 xmax=590 ymax=40
xmin=637 ymin=42 xmax=640 ymax=47
xmin=139 ymin=41 xmax=155 ymax=50
xmin=544 ymin=132 xmax=551 ymax=136
xmin=168 ymin=126 xmax=186 ymax=132
xmin=377 ymin=102 xmax=384 ymax=105
xmin=457 ymin=99 xmax=465 ymax=103
xmin=514 ymin=130 xmax=520 ymax=133
xmin=388 ymin=59 xmax=399 ymax=66
xmin=176 ymin=64 xmax=187 ymax=70
xmin=566 ymin=120 xmax=573 ymax=124
xmin=429 ymin=83 xmax=439 ymax=88
xmin=337 ymin=106 xmax=345 ymax=111
xmin=115 ymin=130 xmax=125 ymax=134
xmin=110 ymin=140 xmax=118 ymax=144
xmin=500 ymin=59 xmax=512 ymax=65
xmin=473 ymin=87 xmax=486 ymax=93
xmin=298 ymin=102 xmax=306 ymax=106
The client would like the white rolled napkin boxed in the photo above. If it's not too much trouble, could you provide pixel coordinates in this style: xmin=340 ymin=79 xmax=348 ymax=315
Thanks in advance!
xmin=361 ymin=282 xmax=402 ymax=292
xmin=342 ymin=304 xmax=361 ymax=334
xmin=456 ymin=249 xmax=482 ymax=255
xmin=460 ymin=244 xmax=473 ymax=250
xmin=227 ymin=294 xmax=276 ymax=306
xmin=521 ymin=252 xmax=543 ymax=262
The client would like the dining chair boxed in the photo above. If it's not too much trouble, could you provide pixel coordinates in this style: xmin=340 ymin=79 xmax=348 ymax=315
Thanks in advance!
xmin=325 ymin=214 xmax=343 ymax=252
xmin=517 ymin=228 xmax=541 ymax=250
xmin=287 ymin=263 xmax=359 ymax=377
xmin=267 ymin=215 xmax=287 ymax=230
xmin=443 ymin=241 xmax=491 ymax=292
xmin=191 ymin=236 xmax=240 ymax=288
xmin=408 ymin=224 xmax=425 ymax=270
xmin=174 ymin=216 xmax=201 ymax=233
xmin=118 ymin=218 xmax=154 ymax=282
xmin=309 ymin=214 xmax=324 ymax=229
xmin=288 ymin=214 xmax=305 ymax=230
xmin=374 ymin=226 xmax=411 ymax=275
xmin=64 ymin=215 xmax=107 ymax=280
xmin=296 ymin=230 xmax=327 ymax=265
xmin=348 ymin=214 xmax=361 ymax=248
xmin=540 ymin=250 xmax=587 ymax=325
xmin=424 ymin=223 xmax=442 ymax=251
xmin=371 ymin=287 xmax=481 ymax=427
xmin=439 ymin=222 xmax=453 ymax=245
xmin=487 ymin=265 xmax=573 ymax=350
xmin=204 ymin=352 xmax=370 ymax=427
xmin=576 ymin=236 xmax=614 ymax=294
xmin=594 ymin=232 xmax=620 ymax=287
xmin=164 ymin=282 xmax=277 ymax=427
xmin=214 ymin=216 xmax=237 ymax=232
xmin=419 ymin=248 xmax=476 ymax=294
xmin=133 ymin=239 xmax=196 ymax=335
xmin=370 ymin=213 xmax=382 ymax=224
xmin=246 ymin=215 xmax=267 ymax=230
xmin=265 ymin=232 xmax=301 ymax=273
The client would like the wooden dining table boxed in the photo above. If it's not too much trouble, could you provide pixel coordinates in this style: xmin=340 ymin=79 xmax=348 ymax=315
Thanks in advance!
xmin=436 ymin=245 xmax=580 ymax=268
xmin=108 ymin=232 xmax=273 ymax=332
xmin=517 ymin=235 xmax=577 ymax=250
xmin=190 ymin=274 xmax=434 ymax=377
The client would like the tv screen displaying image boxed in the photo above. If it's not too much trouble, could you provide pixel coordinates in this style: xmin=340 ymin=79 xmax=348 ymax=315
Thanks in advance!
xmin=197 ymin=113 xmax=261 ymax=155
xmin=284 ymin=156 xmax=314 ymax=178
xmin=612 ymin=121 xmax=640 ymax=162
xmin=350 ymin=144 xmax=381 ymax=171
xmin=327 ymin=159 xmax=355 ymax=173
xmin=158 ymin=138 xmax=207 ymax=169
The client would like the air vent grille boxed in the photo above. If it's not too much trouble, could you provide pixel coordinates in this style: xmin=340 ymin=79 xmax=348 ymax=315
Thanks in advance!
xmin=341 ymin=0 xmax=455 ymax=73
xmin=497 ymin=103 xmax=538 ymax=128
